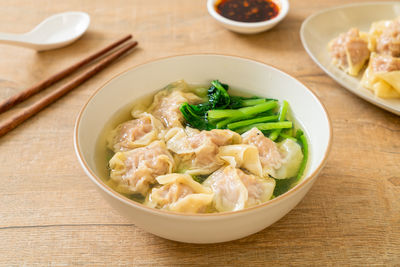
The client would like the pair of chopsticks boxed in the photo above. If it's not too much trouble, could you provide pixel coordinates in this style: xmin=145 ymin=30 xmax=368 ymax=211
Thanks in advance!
xmin=0 ymin=34 xmax=138 ymax=137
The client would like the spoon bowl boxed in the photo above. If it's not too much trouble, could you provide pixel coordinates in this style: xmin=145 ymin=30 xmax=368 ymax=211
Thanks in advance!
xmin=0 ymin=12 xmax=90 ymax=51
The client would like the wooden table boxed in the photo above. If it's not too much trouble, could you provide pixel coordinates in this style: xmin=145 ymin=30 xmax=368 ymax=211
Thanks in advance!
xmin=0 ymin=0 xmax=399 ymax=265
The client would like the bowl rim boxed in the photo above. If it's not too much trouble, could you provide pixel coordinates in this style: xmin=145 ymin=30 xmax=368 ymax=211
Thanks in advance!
xmin=74 ymin=53 xmax=332 ymax=218
xmin=206 ymin=0 xmax=289 ymax=29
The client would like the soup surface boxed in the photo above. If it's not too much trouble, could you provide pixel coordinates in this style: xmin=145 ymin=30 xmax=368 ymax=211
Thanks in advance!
xmin=100 ymin=80 xmax=308 ymax=213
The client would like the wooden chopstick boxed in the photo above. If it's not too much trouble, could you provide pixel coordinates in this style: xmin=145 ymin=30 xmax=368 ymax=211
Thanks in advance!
xmin=0 ymin=40 xmax=138 ymax=137
xmin=0 ymin=34 xmax=133 ymax=114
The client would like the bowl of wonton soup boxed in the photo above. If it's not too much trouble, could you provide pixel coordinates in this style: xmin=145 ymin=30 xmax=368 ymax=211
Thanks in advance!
xmin=74 ymin=54 xmax=332 ymax=243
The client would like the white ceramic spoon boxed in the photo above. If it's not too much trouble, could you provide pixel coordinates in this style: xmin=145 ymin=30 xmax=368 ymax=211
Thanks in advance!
xmin=0 ymin=12 xmax=90 ymax=51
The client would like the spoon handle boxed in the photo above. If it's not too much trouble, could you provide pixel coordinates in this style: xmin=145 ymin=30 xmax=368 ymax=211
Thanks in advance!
xmin=0 ymin=32 xmax=30 ymax=47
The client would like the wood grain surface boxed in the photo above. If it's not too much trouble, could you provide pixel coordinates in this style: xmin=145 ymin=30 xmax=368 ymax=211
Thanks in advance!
xmin=0 ymin=0 xmax=399 ymax=266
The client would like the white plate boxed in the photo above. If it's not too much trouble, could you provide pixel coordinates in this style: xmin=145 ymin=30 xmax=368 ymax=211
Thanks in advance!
xmin=300 ymin=2 xmax=400 ymax=115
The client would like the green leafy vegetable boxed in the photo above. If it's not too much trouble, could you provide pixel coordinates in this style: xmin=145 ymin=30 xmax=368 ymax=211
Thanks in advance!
xmin=278 ymin=132 xmax=297 ymax=142
xmin=208 ymin=80 xmax=231 ymax=109
xmin=227 ymin=115 xmax=278 ymax=130
xmin=235 ymin=121 xmax=293 ymax=134
xmin=207 ymin=101 xmax=277 ymax=120
xmin=269 ymin=100 xmax=289 ymax=141
xmin=180 ymin=102 xmax=215 ymax=130
xmin=296 ymin=130 xmax=308 ymax=180
xmin=273 ymin=176 xmax=297 ymax=197
xmin=228 ymin=96 xmax=266 ymax=109
xmin=192 ymin=175 xmax=209 ymax=184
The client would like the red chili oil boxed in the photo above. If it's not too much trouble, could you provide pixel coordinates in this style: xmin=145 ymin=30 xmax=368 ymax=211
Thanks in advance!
xmin=215 ymin=0 xmax=279 ymax=23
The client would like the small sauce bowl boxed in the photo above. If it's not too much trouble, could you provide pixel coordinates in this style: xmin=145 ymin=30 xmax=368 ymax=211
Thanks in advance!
xmin=207 ymin=0 xmax=289 ymax=34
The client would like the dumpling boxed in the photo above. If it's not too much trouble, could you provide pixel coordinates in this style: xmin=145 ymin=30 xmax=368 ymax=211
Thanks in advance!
xmin=369 ymin=17 xmax=400 ymax=57
xmin=218 ymin=144 xmax=263 ymax=177
xmin=108 ymin=141 xmax=174 ymax=196
xmin=107 ymin=113 xmax=164 ymax=152
xmin=275 ymin=138 xmax=304 ymax=179
xmin=165 ymin=127 xmax=242 ymax=175
xmin=361 ymin=52 xmax=400 ymax=98
xmin=203 ymin=165 xmax=275 ymax=212
xmin=242 ymin=128 xmax=303 ymax=179
xmin=163 ymin=127 xmax=200 ymax=154
xmin=147 ymin=80 xmax=203 ymax=128
xmin=329 ymin=28 xmax=370 ymax=76
xmin=242 ymin=128 xmax=283 ymax=177
xmin=145 ymin=173 xmax=213 ymax=213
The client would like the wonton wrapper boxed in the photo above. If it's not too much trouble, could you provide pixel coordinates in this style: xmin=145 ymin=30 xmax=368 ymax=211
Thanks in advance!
xmin=368 ymin=17 xmax=400 ymax=57
xmin=218 ymin=144 xmax=263 ymax=177
xmin=108 ymin=141 xmax=174 ymax=196
xmin=203 ymin=165 xmax=275 ymax=212
xmin=165 ymin=127 xmax=242 ymax=175
xmin=146 ymin=173 xmax=213 ymax=213
xmin=368 ymin=20 xmax=392 ymax=52
xmin=144 ymin=80 xmax=203 ymax=128
xmin=242 ymin=128 xmax=282 ymax=177
xmin=361 ymin=53 xmax=400 ymax=98
xmin=275 ymin=139 xmax=304 ymax=179
xmin=107 ymin=113 xmax=165 ymax=152
xmin=328 ymin=28 xmax=370 ymax=76
xmin=241 ymin=128 xmax=303 ymax=179
xmin=164 ymin=127 xmax=200 ymax=154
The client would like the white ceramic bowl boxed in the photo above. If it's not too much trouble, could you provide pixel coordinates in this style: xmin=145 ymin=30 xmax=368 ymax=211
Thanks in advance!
xmin=207 ymin=0 xmax=289 ymax=34
xmin=74 ymin=54 xmax=332 ymax=243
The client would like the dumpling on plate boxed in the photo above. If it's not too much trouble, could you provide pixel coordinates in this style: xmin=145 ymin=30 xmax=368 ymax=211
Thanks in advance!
xmin=242 ymin=128 xmax=303 ymax=179
xmin=203 ymin=165 xmax=275 ymax=212
xmin=165 ymin=127 xmax=242 ymax=175
xmin=108 ymin=141 xmax=174 ymax=196
xmin=107 ymin=113 xmax=164 ymax=152
xmin=361 ymin=52 xmax=400 ymax=98
xmin=328 ymin=28 xmax=370 ymax=76
xmin=145 ymin=173 xmax=213 ymax=213
xmin=369 ymin=17 xmax=400 ymax=57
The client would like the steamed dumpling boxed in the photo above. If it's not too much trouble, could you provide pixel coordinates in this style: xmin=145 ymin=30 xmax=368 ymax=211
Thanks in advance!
xmin=145 ymin=173 xmax=213 ymax=213
xmin=242 ymin=128 xmax=303 ymax=179
xmin=218 ymin=144 xmax=262 ymax=177
xmin=361 ymin=52 xmax=400 ymax=98
xmin=328 ymin=28 xmax=370 ymax=76
xmin=107 ymin=113 xmax=164 ymax=152
xmin=108 ymin=141 xmax=174 ymax=195
xmin=203 ymin=165 xmax=275 ymax=212
xmin=368 ymin=17 xmax=400 ymax=57
xmin=147 ymin=80 xmax=203 ymax=128
xmin=275 ymin=138 xmax=304 ymax=179
xmin=165 ymin=127 xmax=242 ymax=175
xmin=242 ymin=128 xmax=283 ymax=177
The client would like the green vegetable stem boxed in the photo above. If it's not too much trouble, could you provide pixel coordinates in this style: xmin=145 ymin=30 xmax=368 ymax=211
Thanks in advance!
xmin=296 ymin=129 xmax=308 ymax=180
xmin=207 ymin=101 xmax=277 ymax=120
xmin=236 ymin=121 xmax=293 ymax=134
xmin=269 ymin=100 xmax=289 ymax=141
xmin=227 ymin=115 xmax=278 ymax=130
